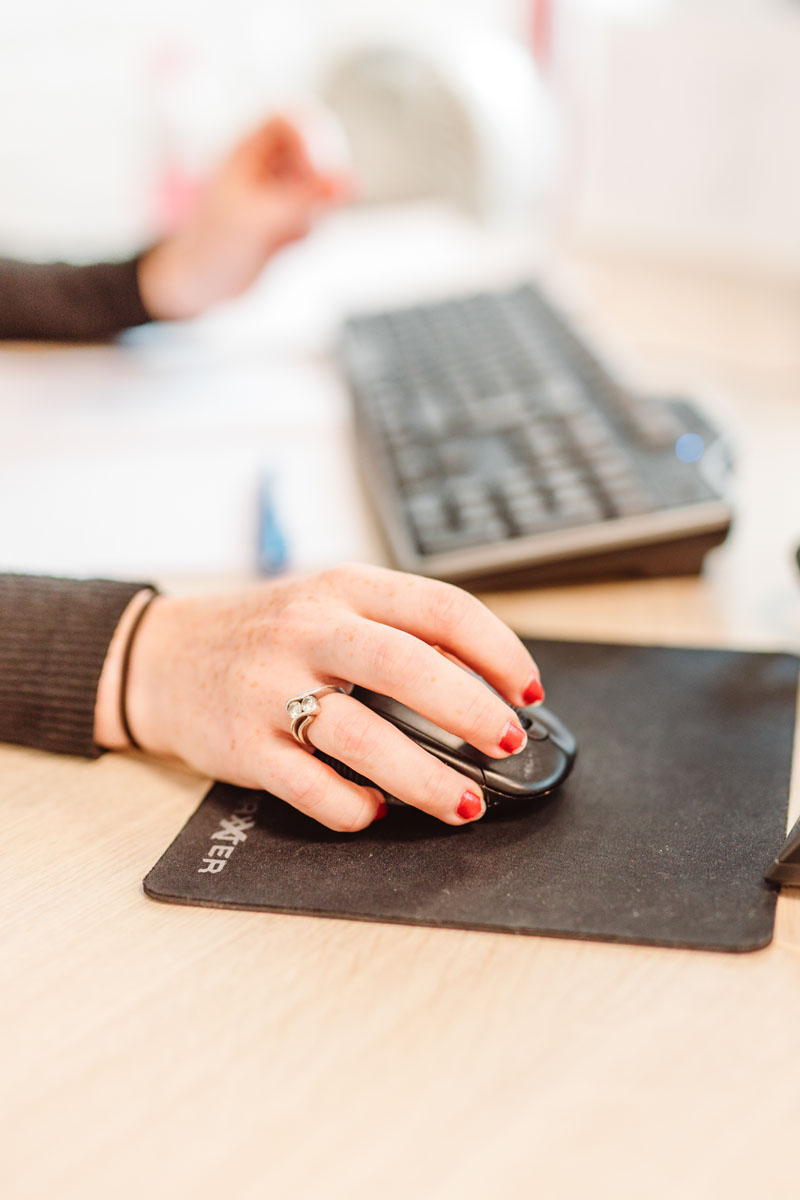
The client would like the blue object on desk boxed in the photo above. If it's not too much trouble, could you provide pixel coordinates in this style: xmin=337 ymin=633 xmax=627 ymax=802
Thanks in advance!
xmin=257 ymin=471 xmax=289 ymax=575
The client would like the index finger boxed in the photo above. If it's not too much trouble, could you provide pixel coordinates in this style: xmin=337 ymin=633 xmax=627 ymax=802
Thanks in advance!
xmin=332 ymin=565 xmax=543 ymax=708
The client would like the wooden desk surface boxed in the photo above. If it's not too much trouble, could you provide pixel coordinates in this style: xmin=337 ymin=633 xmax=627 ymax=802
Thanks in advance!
xmin=3 ymin=250 xmax=800 ymax=1199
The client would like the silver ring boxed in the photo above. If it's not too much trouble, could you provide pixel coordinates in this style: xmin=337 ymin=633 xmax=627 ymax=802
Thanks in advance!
xmin=285 ymin=685 xmax=347 ymax=747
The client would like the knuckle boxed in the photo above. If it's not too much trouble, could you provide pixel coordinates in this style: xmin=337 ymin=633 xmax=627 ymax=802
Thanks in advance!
xmin=459 ymin=685 xmax=502 ymax=736
xmin=419 ymin=755 xmax=458 ymax=813
xmin=317 ymin=561 xmax=366 ymax=594
xmin=370 ymin=633 xmax=424 ymax=687
xmin=266 ymin=588 xmax=313 ymax=633
xmin=316 ymin=564 xmax=348 ymax=594
xmin=330 ymin=798 xmax=374 ymax=834
xmin=285 ymin=755 xmax=374 ymax=833
xmin=290 ymin=759 xmax=324 ymax=809
xmin=328 ymin=710 xmax=378 ymax=762
xmin=277 ymin=598 xmax=307 ymax=630
xmin=432 ymin=583 xmax=475 ymax=639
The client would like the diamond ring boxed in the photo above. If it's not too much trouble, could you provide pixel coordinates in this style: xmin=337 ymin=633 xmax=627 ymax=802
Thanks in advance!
xmin=285 ymin=685 xmax=347 ymax=747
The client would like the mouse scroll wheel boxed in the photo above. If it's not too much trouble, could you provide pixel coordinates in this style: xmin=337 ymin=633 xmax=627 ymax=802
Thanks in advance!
xmin=515 ymin=709 xmax=550 ymax=741
xmin=526 ymin=719 xmax=550 ymax=741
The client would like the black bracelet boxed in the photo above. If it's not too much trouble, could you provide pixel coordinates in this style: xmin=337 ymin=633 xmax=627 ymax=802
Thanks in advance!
xmin=119 ymin=589 xmax=159 ymax=751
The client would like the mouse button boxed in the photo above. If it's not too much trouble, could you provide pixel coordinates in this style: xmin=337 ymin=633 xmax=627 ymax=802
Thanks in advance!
xmin=385 ymin=708 xmax=478 ymax=754
xmin=482 ymin=763 xmax=561 ymax=799
xmin=351 ymin=686 xmax=484 ymax=761
xmin=413 ymin=742 xmax=486 ymax=787
xmin=350 ymin=685 xmax=398 ymax=718
xmin=482 ymin=743 xmax=568 ymax=799
xmin=396 ymin=718 xmax=487 ymax=767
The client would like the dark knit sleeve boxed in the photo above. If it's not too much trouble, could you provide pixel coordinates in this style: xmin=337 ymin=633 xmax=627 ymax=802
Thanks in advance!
xmin=0 ymin=574 xmax=155 ymax=758
xmin=0 ymin=256 xmax=152 ymax=341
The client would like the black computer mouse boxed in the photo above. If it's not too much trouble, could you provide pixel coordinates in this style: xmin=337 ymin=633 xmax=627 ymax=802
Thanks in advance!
xmin=318 ymin=684 xmax=577 ymax=810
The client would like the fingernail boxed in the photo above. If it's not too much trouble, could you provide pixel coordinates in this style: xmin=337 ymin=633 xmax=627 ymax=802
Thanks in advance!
xmin=499 ymin=721 xmax=526 ymax=754
xmin=523 ymin=674 xmax=545 ymax=706
xmin=373 ymin=799 xmax=388 ymax=822
xmin=457 ymin=790 xmax=484 ymax=821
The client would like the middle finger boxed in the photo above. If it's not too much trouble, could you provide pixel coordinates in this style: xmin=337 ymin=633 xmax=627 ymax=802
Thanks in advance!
xmin=318 ymin=618 xmax=529 ymax=759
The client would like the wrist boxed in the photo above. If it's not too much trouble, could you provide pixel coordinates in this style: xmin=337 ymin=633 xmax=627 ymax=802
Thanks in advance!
xmin=121 ymin=592 xmax=182 ymax=758
xmin=137 ymin=239 xmax=204 ymax=322
xmin=94 ymin=589 xmax=159 ymax=750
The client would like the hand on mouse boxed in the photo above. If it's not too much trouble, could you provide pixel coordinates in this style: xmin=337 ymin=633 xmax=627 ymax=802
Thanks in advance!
xmin=137 ymin=114 xmax=351 ymax=321
xmin=94 ymin=564 xmax=545 ymax=831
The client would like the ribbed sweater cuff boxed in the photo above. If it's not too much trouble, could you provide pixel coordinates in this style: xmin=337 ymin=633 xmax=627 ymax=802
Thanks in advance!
xmin=0 ymin=255 xmax=152 ymax=341
xmin=0 ymin=574 xmax=155 ymax=758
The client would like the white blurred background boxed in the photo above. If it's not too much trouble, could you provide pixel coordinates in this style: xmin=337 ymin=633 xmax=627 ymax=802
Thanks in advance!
xmin=2 ymin=0 xmax=800 ymax=270
xmin=2 ymin=0 xmax=800 ymax=582
xmin=0 ymin=0 xmax=528 ymax=259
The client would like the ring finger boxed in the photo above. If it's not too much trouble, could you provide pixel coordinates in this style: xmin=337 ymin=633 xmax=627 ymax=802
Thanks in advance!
xmin=306 ymin=692 xmax=486 ymax=825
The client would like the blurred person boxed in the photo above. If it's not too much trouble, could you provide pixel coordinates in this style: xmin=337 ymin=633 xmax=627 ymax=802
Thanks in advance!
xmin=0 ymin=115 xmax=346 ymax=340
xmin=0 ymin=116 xmax=545 ymax=831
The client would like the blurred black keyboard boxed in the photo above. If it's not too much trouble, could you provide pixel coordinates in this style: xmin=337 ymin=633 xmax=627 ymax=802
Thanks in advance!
xmin=340 ymin=283 xmax=733 ymax=588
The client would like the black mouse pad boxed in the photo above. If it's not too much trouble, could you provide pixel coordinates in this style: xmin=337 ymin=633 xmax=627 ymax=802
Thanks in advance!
xmin=144 ymin=640 xmax=799 ymax=952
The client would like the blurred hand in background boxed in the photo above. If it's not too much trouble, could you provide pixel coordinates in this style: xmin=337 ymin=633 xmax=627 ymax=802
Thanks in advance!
xmin=138 ymin=113 xmax=351 ymax=320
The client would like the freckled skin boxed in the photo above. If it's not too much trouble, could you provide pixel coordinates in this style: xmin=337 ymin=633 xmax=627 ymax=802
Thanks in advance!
xmin=120 ymin=564 xmax=539 ymax=831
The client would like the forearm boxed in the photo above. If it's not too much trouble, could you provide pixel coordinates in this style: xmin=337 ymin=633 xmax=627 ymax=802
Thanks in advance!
xmin=0 ymin=574 xmax=155 ymax=756
xmin=0 ymin=256 xmax=151 ymax=341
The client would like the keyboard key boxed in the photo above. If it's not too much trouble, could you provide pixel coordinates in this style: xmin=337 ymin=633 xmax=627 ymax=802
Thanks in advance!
xmin=505 ymin=497 xmax=551 ymax=535
xmin=416 ymin=521 xmax=507 ymax=556
xmin=393 ymin=444 xmax=438 ymax=485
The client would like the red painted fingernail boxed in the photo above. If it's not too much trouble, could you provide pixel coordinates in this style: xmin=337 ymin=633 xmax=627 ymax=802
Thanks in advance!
xmin=523 ymin=675 xmax=545 ymax=705
xmin=499 ymin=721 xmax=526 ymax=754
xmin=373 ymin=799 xmax=388 ymax=822
xmin=457 ymin=790 xmax=484 ymax=821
